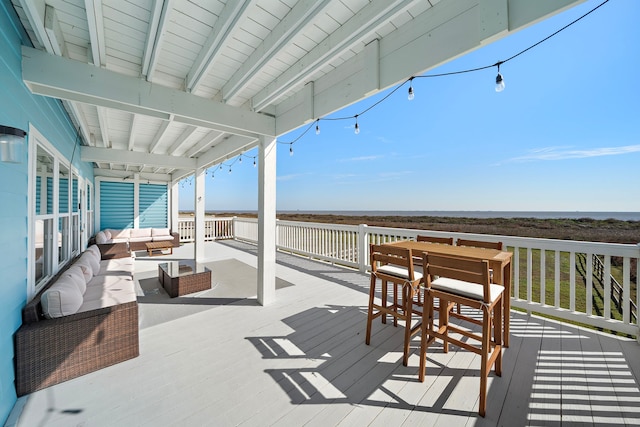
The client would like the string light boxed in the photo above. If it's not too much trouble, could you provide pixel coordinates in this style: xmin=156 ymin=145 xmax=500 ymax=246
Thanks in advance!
xmin=238 ymin=155 xmax=242 ymax=163
xmin=228 ymin=167 xmax=231 ymax=174
xmin=218 ymin=0 xmax=609 ymax=179
xmin=495 ymin=63 xmax=505 ymax=92
xmin=408 ymin=77 xmax=415 ymax=100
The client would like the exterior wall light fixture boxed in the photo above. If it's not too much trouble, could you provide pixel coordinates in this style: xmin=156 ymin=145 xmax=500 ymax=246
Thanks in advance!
xmin=0 ymin=125 xmax=27 ymax=163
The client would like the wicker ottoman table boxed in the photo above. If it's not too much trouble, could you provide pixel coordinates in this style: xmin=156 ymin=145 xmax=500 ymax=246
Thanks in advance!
xmin=158 ymin=260 xmax=211 ymax=297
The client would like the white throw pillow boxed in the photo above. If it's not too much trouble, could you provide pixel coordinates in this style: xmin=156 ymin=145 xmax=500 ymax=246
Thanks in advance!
xmin=130 ymin=228 xmax=152 ymax=238
xmin=103 ymin=229 xmax=112 ymax=240
xmin=151 ymin=228 xmax=170 ymax=237
xmin=74 ymin=259 xmax=93 ymax=282
xmin=86 ymin=245 xmax=101 ymax=261
xmin=95 ymin=231 xmax=108 ymax=244
xmin=62 ymin=265 xmax=87 ymax=294
xmin=80 ymin=252 xmax=100 ymax=276
xmin=107 ymin=229 xmax=130 ymax=239
xmin=41 ymin=277 xmax=83 ymax=318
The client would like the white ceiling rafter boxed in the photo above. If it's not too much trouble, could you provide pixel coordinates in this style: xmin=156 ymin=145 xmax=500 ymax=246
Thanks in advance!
xmin=84 ymin=0 xmax=106 ymax=67
xmin=142 ymin=0 xmax=174 ymax=80
xmin=186 ymin=0 xmax=256 ymax=93
xmin=167 ymin=125 xmax=198 ymax=155
xmin=19 ymin=0 xmax=91 ymax=144
xmin=222 ymin=0 xmax=332 ymax=103
xmin=96 ymin=107 xmax=110 ymax=148
xmin=43 ymin=4 xmax=67 ymax=57
xmin=127 ymin=115 xmax=138 ymax=151
xmin=148 ymin=119 xmax=171 ymax=153
xmin=251 ymin=0 xmax=420 ymax=111
xmin=184 ymin=130 xmax=225 ymax=158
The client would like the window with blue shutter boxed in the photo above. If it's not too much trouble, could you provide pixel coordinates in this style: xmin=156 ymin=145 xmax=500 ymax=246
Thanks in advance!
xmin=139 ymin=184 xmax=168 ymax=228
xmin=99 ymin=181 xmax=134 ymax=230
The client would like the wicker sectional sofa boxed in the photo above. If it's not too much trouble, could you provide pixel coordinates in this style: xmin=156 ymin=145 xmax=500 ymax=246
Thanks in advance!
xmin=95 ymin=227 xmax=180 ymax=259
xmin=14 ymin=245 xmax=139 ymax=396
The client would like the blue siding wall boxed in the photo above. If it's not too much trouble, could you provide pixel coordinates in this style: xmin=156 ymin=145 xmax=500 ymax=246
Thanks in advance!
xmin=139 ymin=184 xmax=168 ymax=228
xmin=99 ymin=181 xmax=134 ymax=230
xmin=0 ymin=4 xmax=94 ymax=423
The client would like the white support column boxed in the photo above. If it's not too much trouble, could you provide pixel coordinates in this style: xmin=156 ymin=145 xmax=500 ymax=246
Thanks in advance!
xmin=257 ymin=135 xmax=277 ymax=306
xmin=170 ymin=180 xmax=179 ymax=233
xmin=133 ymin=173 xmax=140 ymax=228
xmin=194 ymin=168 xmax=206 ymax=262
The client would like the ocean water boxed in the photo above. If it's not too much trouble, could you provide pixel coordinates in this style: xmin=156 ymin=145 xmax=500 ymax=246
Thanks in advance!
xmin=210 ymin=210 xmax=640 ymax=221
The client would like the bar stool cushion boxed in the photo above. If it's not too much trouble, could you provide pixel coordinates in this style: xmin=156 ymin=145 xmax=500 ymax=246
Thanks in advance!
xmin=431 ymin=277 xmax=503 ymax=302
xmin=378 ymin=265 xmax=423 ymax=281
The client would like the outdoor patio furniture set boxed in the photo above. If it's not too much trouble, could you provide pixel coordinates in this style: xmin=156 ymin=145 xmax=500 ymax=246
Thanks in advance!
xmin=14 ymin=245 xmax=139 ymax=396
xmin=95 ymin=227 xmax=179 ymax=258
xmin=366 ymin=237 xmax=511 ymax=417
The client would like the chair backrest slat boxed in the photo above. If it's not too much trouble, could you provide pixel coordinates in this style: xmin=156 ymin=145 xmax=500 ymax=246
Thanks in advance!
xmin=456 ymin=238 xmax=503 ymax=250
xmin=422 ymin=252 xmax=491 ymax=302
xmin=370 ymin=244 xmax=415 ymax=278
xmin=417 ymin=235 xmax=454 ymax=245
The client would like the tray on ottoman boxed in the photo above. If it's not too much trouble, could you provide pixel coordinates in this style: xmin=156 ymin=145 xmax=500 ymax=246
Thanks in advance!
xmin=159 ymin=260 xmax=211 ymax=297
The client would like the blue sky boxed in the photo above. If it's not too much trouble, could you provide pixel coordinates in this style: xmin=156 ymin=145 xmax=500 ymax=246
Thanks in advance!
xmin=180 ymin=0 xmax=639 ymax=213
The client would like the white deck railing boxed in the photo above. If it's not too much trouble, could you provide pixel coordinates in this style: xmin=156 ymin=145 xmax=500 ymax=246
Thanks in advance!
xmin=179 ymin=216 xmax=640 ymax=337
xmin=177 ymin=217 xmax=234 ymax=242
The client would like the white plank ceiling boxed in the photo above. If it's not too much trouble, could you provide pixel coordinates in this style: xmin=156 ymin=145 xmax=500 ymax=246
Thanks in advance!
xmin=12 ymin=0 xmax=584 ymax=182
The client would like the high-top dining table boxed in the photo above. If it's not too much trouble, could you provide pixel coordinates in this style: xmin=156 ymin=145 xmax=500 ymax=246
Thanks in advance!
xmin=385 ymin=240 xmax=514 ymax=347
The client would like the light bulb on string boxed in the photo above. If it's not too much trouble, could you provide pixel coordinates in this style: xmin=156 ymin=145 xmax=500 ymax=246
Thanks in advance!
xmin=495 ymin=63 xmax=505 ymax=92
xmin=408 ymin=78 xmax=415 ymax=100
xmin=354 ymin=115 xmax=360 ymax=135
xmin=289 ymin=144 xmax=294 ymax=156
xmin=253 ymin=158 xmax=256 ymax=168
xmin=315 ymin=120 xmax=320 ymax=135
xmin=238 ymin=155 xmax=242 ymax=163
xmin=228 ymin=167 xmax=232 ymax=174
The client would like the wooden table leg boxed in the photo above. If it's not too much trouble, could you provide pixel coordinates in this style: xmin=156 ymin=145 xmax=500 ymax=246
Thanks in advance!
xmin=502 ymin=262 xmax=511 ymax=347
xmin=492 ymin=260 xmax=512 ymax=348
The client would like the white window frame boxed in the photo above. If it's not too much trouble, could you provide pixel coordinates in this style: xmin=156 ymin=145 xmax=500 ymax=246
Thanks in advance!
xmin=27 ymin=125 xmax=85 ymax=299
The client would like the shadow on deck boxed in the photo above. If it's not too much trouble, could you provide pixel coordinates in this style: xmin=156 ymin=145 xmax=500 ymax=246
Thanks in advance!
xmin=7 ymin=240 xmax=640 ymax=427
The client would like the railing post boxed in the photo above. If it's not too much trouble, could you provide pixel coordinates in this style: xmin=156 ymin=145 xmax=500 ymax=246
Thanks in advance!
xmin=232 ymin=216 xmax=237 ymax=240
xmin=358 ymin=223 xmax=368 ymax=273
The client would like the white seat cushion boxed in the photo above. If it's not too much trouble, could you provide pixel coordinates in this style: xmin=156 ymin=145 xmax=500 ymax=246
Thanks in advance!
xmin=97 ymin=257 xmax=134 ymax=276
xmin=431 ymin=277 xmax=503 ymax=303
xmin=152 ymin=235 xmax=175 ymax=242
xmin=377 ymin=265 xmax=423 ymax=281
xmin=129 ymin=236 xmax=152 ymax=243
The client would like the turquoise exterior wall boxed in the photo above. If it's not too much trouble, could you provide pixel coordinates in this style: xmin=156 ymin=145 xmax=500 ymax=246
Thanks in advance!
xmin=0 ymin=3 xmax=94 ymax=423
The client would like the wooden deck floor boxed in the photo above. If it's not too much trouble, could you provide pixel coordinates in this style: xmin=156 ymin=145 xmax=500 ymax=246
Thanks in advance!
xmin=7 ymin=240 xmax=640 ymax=427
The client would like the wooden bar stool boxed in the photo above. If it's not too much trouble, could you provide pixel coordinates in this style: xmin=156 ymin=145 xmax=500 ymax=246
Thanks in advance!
xmin=366 ymin=244 xmax=423 ymax=366
xmin=419 ymin=252 xmax=504 ymax=417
